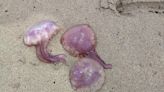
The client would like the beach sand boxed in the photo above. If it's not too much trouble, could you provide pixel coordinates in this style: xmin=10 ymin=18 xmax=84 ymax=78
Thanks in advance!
xmin=0 ymin=0 xmax=164 ymax=92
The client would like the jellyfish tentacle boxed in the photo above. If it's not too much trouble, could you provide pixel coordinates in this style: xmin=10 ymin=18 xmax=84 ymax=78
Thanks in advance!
xmin=86 ymin=49 xmax=112 ymax=69
xmin=36 ymin=40 xmax=66 ymax=63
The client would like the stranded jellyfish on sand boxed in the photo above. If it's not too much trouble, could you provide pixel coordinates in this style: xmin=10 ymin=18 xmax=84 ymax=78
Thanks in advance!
xmin=24 ymin=20 xmax=66 ymax=64
xmin=61 ymin=24 xmax=112 ymax=69
xmin=70 ymin=58 xmax=105 ymax=92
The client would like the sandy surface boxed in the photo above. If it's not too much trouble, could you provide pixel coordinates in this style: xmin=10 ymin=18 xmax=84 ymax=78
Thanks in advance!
xmin=0 ymin=0 xmax=164 ymax=92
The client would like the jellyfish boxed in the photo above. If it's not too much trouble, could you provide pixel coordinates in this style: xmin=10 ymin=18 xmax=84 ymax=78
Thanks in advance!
xmin=24 ymin=20 xmax=66 ymax=64
xmin=61 ymin=24 xmax=112 ymax=69
xmin=70 ymin=58 xmax=105 ymax=92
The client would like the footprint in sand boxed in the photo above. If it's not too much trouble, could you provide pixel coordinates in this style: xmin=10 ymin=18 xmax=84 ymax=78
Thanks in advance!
xmin=99 ymin=0 xmax=164 ymax=15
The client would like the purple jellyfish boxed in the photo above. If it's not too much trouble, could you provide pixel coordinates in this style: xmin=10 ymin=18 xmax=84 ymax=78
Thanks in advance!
xmin=24 ymin=20 xmax=66 ymax=64
xmin=70 ymin=58 xmax=105 ymax=92
xmin=61 ymin=24 xmax=112 ymax=69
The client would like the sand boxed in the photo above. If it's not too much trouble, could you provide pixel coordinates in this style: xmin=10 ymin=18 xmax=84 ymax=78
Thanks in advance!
xmin=0 ymin=0 xmax=164 ymax=92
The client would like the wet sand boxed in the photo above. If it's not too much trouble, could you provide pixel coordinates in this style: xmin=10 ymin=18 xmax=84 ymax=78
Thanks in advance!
xmin=0 ymin=0 xmax=164 ymax=92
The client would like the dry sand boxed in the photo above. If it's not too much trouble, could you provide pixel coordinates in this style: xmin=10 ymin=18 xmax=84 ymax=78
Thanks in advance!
xmin=0 ymin=0 xmax=164 ymax=92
